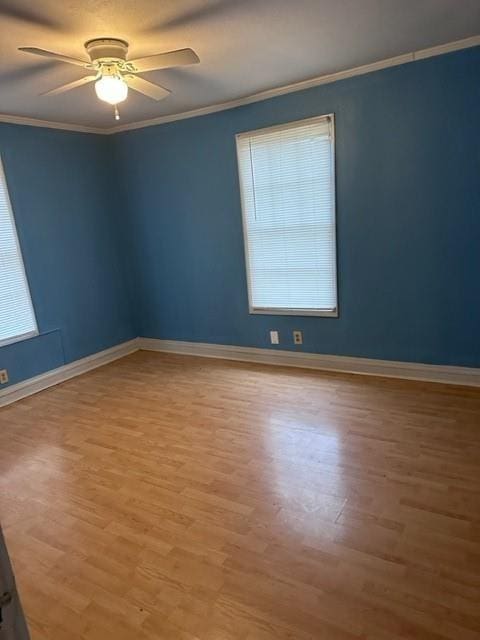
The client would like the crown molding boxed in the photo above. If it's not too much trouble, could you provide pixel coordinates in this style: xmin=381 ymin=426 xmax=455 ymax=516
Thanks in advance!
xmin=0 ymin=35 xmax=478 ymax=136
xmin=107 ymin=34 xmax=480 ymax=134
xmin=0 ymin=113 xmax=106 ymax=135
xmin=413 ymin=34 xmax=480 ymax=60
xmin=107 ymin=53 xmax=412 ymax=134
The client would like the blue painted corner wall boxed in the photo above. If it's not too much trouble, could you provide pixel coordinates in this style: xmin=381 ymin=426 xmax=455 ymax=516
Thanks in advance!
xmin=1 ymin=46 xmax=479 ymax=388
xmin=114 ymin=46 xmax=480 ymax=368
xmin=0 ymin=124 xmax=135 ymax=386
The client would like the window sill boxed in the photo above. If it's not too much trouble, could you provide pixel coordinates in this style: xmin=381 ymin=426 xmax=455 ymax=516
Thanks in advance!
xmin=0 ymin=329 xmax=39 ymax=349
xmin=249 ymin=307 xmax=338 ymax=318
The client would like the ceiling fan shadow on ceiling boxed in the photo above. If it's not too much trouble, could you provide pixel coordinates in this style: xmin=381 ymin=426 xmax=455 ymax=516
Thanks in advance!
xmin=0 ymin=2 xmax=61 ymax=30
xmin=18 ymin=38 xmax=200 ymax=120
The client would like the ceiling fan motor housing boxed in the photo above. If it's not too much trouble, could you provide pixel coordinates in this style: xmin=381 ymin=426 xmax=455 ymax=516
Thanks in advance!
xmin=85 ymin=38 xmax=129 ymax=64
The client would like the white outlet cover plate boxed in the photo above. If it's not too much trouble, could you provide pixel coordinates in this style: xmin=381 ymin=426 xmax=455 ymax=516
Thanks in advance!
xmin=270 ymin=331 xmax=279 ymax=345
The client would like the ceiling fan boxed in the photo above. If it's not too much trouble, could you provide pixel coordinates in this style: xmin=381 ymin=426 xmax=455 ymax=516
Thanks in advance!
xmin=18 ymin=38 xmax=200 ymax=120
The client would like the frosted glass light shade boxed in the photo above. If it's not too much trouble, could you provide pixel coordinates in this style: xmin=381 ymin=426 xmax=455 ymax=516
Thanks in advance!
xmin=95 ymin=75 xmax=128 ymax=105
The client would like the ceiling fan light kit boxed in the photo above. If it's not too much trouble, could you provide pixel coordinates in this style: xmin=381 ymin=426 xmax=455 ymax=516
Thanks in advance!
xmin=18 ymin=38 xmax=200 ymax=121
xmin=95 ymin=74 xmax=128 ymax=105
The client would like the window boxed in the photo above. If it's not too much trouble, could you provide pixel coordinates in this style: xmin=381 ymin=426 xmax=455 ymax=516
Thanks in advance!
xmin=0 ymin=157 xmax=37 ymax=347
xmin=236 ymin=114 xmax=337 ymax=316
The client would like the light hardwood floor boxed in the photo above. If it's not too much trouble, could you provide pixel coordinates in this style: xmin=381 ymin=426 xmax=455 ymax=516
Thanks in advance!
xmin=1 ymin=351 xmax=479 ymax=640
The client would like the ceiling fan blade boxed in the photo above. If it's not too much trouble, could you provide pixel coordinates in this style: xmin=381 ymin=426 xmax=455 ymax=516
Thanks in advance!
xmin=126 ymin=75 xmax=171 ymax=101
xmin=18 ymin=47 xmax=90 ymax=68
xmin=129 ymin=48 xmax=199 ymax=73
xmin=42 ymin=75 xmax=97 ymax=96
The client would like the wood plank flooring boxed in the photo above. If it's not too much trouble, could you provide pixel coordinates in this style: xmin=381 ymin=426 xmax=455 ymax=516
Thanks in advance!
xmin=1 ymin=350 xmax=479 ymax=640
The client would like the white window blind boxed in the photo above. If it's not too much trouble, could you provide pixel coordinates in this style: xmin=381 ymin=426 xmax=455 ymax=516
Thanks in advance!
xmin=0 ymin=157 xmax=37 ymax=347
xmin=236 ymin=114 xmax=337 ymax=316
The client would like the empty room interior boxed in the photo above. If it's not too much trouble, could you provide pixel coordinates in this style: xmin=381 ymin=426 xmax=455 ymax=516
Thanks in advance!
xmin=1 ymin=1 xmax=480 ymax=638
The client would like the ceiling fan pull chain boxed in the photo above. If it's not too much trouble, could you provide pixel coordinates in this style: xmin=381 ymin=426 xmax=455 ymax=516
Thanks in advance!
xmin=114 ymin=105 xmax=120 ymax=121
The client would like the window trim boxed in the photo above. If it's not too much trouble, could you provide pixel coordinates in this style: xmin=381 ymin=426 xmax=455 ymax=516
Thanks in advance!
xmin=236 ymin=113 xmax=338 ymax=318
xmin=0 ymin=156 xmax=39 ymax=348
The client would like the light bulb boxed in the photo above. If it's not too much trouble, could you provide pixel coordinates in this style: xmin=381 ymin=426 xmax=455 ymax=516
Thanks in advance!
xmin=95 ymin=75 xmax=128 ymax=105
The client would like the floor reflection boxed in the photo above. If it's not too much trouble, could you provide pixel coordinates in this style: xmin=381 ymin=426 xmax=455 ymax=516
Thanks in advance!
xmin=260 ymin=412 xmax=347 ymax=538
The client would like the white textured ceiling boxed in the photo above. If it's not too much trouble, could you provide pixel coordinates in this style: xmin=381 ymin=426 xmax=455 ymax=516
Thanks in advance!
xmin=0 ymin=0 xmax=479 ymax=130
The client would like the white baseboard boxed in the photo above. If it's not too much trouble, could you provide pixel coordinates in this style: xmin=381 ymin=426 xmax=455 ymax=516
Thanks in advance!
xmin=0 ymin=338 xmax=140 ymax=408
xmin=139 ymin=338 xmax=480 ymax=387
xmin=2 ymin=337 xmax=478 ymax=409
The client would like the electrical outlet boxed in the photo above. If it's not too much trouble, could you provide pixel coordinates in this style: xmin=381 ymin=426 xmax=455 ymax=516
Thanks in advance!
xmin=293 ymin=330 xmax=303 ymax=345
xmin=270 ymin=330 xmax=279 ymax=345
xmin=0 ymin=369 xmax=8 ymax=384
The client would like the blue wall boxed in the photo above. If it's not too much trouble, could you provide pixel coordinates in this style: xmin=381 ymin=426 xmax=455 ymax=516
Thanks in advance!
xmin=115 ymin=47 xmax=480 ymax=367
xmin=1 ymin=46 xmax=479 ymax=387
xmin=0 ymin=124 xmax=135 ymax=386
